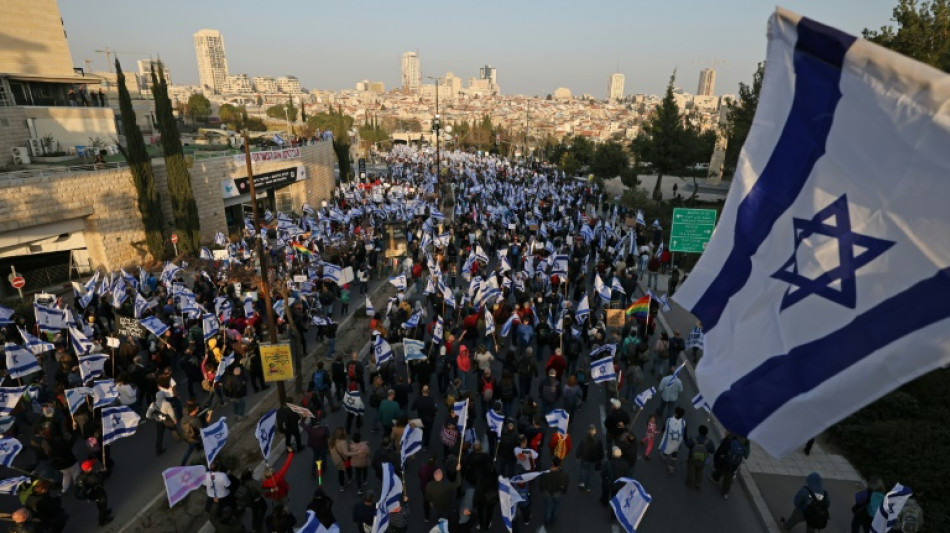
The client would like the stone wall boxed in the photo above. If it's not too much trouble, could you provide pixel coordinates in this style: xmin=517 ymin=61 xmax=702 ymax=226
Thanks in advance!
xmin=0 ymin=107 xmax=31 ymax=168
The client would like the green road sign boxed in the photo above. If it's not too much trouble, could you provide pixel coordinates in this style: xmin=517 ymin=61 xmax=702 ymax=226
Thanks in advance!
xmin=669 ymin=208 xmax=717 ymax=253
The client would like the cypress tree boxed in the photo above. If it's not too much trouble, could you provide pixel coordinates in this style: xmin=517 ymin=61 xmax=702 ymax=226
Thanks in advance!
xmin=151 ymin=64 xmax=201 ymax=255
xmin=114 ymin=59 xmax=166 ymax=259
xmin=331 ymin=105 xmax=351 ymax=181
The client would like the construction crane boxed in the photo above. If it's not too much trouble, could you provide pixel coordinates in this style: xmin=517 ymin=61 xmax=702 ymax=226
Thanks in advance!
xmin=94 ymin=48 xmax=148 ymax=73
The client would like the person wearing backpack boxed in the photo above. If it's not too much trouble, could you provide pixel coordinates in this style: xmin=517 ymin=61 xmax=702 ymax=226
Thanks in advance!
xmin=75 ymin=460 xmax=113 ymax=526
xmin=516 ymin=350 xmax=537 ymax=401
xmin=331 ymin=355 xmax=347 ymax=402
xmin=312 ymin=361 xmax=336 ymax=411
xmin=781 ymin=472 xmax=831 ymax=532
xmin=711 ymin=433 xmax=745 ymax=498
xmin=685 ymin=424 xmax=716 ymax=489
xmin=276 ymin=401 xmax=302 ymax=452
xmin=850 ymin=478 xmax=885 ymax=533
xmin=222 ymin=366 xmax=248 ymax=422
xmin=346 ymin=352 xmax=365 ymax=393
xmin=658 ymin=406 xmax=687 ymax=475
xmin=179 ymin=399 xmax=210 ymax=466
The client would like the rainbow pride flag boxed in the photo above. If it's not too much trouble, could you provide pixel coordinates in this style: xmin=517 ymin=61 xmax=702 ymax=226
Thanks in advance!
xmin=625 ymin=295 xmax=650 ymax=319
xmin=290 ymin=241 xmax=312 ymax=256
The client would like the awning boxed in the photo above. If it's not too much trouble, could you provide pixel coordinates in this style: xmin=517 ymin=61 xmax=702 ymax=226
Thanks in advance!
xmin=5 ymin=73 xmax=101 ymax=85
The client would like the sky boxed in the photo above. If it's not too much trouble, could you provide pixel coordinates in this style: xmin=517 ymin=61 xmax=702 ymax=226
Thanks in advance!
xmin=59 ymin=0 xmax=898 ymax=98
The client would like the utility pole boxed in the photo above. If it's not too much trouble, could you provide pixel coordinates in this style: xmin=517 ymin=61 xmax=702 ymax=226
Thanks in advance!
xmin=243 ymin=131 xmax=287 ymax=405
xmin=524 ymin=103 xmax=530 ymax=162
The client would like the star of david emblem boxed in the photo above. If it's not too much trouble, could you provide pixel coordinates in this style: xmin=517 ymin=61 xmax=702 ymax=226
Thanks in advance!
xmin=771 ymin=195 xmax=895 ymax=311
xmin=0 ymin=443 xmax=8 ymax=453
xmin=0 ymin=393 xmax=7 ymax=404
xmin=181 ymin=473 xmax=191 ymax=483
xmin=9 ymin=354 xmax=17 ymax=365
xmin=111 ymin=414 xmax=122 ymax=427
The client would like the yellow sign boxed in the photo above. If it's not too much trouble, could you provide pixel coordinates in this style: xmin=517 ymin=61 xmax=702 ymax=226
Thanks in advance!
xmin=606 ymin=309 xmax=627 ymax=328
xmin=259 ymin=343 xmax=294 ymax=382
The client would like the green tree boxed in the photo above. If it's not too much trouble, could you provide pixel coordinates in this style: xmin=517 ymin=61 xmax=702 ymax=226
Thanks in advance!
xmin=266 ymin=101 xmax=296 ymax=122
xmin=633 ymin=71 xmax=690 ymax=202
xmin=114 ymin=60 xmax=165 ymax=259
xmin=217 ymin=103 xmax=244 ymax=130
xmin=723 ymin=63 xmax=764 ymax=175
xmin=571 ymin=136 xmax=595 ymax=167
xmin=590 ymin=140 xmax=629 ymax=178
xmin=307 ymin=111 xmax=354 ymax=134
xmin=153 ymin=65 xmax=201 ymax=255
xmin=559 ymin=151 xmax=582 ymax=176
xmin=864 ymin=0 xmax=950 ymax=72
xmin=327 ymin=106 xmax=352 ymax=181
xmin=186 ymin=93 xmax=211 ymax=124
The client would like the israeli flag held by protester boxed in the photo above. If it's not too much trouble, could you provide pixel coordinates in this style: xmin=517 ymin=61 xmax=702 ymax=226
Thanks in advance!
xmin=365 ymin=296 xmax=375 ymax=317
xmin=388 ymin=274 xmax=407 ymax=291
xmin=500 ymin=314 xmax=518 ymax=338
xmin=0 ymin=476 xmax=30 ymax=495
xmin=343 ymin=391 xmax=364 ymax=415
xmin=591 ymin=355 xmax=617 ymax=384
xmin=78 ymin=353 xmax=108 ymax=383
xmin=432 ymin=315 xmax=444 ymax=346
xmin=499 ymin=476 xmax=524 ymax=532
xmin=163 ymin=465 xmax=208 ymax=508
xmin=65 ymin=387 xmax=93 ymax=415
xmin=200 ymin=247 xmax=213 ymax=261
xmin=297 ymin=510 xmax=341 ymax=533
xmin=484 ymin=312 xmax=495 ymax=336
xmin=453 ymin=399 xmax=469 ymax=436
xmin=134 ymin=292 xmax=149 ymax=319
xmin=611 ymin=277 xmax=627 ymax=295
xmin=575 ymin=295 xmax=590 ymax=323
xmin=610 ymin=477 xmax=652 ymax=533
xmin=0 ymin=438 xmax=22 ymax=467
xmin=673 ymin=8 xmax=950 ymax=456
xmin=140 ymin=316 xmax=169 ymax=338
xmin=92 ymin=380 xmax=119 ymax=409
xmin=634 ymin=387 xmax=656 ymax=409
xmin=400 ymin=426 xmax=423 ymax=470
xmin=658 ymin=294 xmax=672 ymax=313
xmin=202 ymin=313 xmax=220 ymax=342
xmin=214 ymin=353 xmax=235 ymax=385
xmin=272 ymin=134 xmax=285 ymax=146
xmin=372 ymin=462 xmax=404 ymax=533
xmin=214 ymin=232 xmax=228 ymax=246
xmin=545 ymin=409 xmax=569 ymax=436
xmin=510 ymin=470 xmax=549 ymax=484
xmin=635 ymin=210 xmax=645 ymax=226
xmin=243 ymin=294 xmax=255 ymax=318
xmin=486 ymin=408 xmax=505 ymax=437
xmin=870 ymin=483 xmax=913 ymax=533
xmin=102 ymin=405 xmax=141 ymax=445
xmin=402 ymin=311 xmax=421 ymax=330
xmin=685 ymin=326 xmax=705 ymax=352
xmin=403 ymin=339 xmax=426 ymax=361
xmin=594 ymin=274 xmax=612 ymax=302
xmin=0 ymin=306 xmax=14 ymax=326
xmin=373 ymin=335 xmax=394 ymax=365
xmin=4 ymin=343 xmax=40 ymax=379
xmin=272 ymin=299 xmax=285 ymax=320
xmin=692 ymin=393 xmax=712 ymax=413
xmin=255 ymin=409 xmax=277 ymax=459
xmin=0 ymin=387 xmax=26 ymax=417
xmin=551 ymin=254 xmax=569 ymax=276
xmin=34 ymin=303 xmax=66 ymax=333
xmin=322 ymin=263 xmax=343 ymax=283
xmin=159 ymin=262 xmax=182 ymax=284
xmin=201 ymin=417 xmax=229 ymax=465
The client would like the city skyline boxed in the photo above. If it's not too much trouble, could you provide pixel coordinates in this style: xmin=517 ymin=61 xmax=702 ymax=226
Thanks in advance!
xmin=60 ymin=0 xmax=896 ymax=97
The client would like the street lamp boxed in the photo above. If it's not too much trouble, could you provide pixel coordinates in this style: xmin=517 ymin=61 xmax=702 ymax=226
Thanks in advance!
xmin=425 ymin=76 xmax=442 ymax=181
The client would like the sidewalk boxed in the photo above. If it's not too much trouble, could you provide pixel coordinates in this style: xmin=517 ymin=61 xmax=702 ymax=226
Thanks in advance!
xmin=646 ymin=272 xmax=866 ymax=533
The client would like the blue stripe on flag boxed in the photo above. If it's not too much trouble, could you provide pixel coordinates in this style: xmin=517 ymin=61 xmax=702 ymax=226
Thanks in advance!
xmin=690 ymin=18 xmax=856 ymax=332
xmin=714 ymin=266 xmax=950 ymax=437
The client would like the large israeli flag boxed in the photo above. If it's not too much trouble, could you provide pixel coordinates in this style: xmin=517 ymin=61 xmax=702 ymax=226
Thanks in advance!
xmin=373 ymin=335 xmax=394 ymax=365
xmin=400 ymin=426 xmax=422 ymax=470
xmin=673 ymin=9 xmax=950 ymax=457
xmin=499 ymin=475 xmax=523 ymax=532
xmin=590 ymin=355 xmax=616 ymax=384
xmin=4 ymin=344 xmax=40 ymax=379
xmin=201 ymin=417 xmax=229 ymax=465
xmin=102 ymin=405 xmax=141 ymax=445
xmin=871 ymin=483 xmax=913 ymax=533
xmin=255 ymin=409 xmax=277 ymax=459
xmin=34 ymin=303 xmax=66 ymax=333
xmin=0 ymin=437 xmax=22 ymax=467
xmin=609 ymin=477 xmax=652 ymax=533
xmin=92 ymin=380 xmax=119 ymax=409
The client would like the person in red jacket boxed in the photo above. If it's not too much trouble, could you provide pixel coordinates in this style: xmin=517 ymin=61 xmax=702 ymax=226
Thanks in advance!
xmin=545 ymin=348 xmax=567 ymax=381
xmin=262 ymin=447 xmax=295 ymax=503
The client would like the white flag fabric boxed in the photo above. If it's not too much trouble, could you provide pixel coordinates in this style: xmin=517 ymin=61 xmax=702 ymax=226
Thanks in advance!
xmin=432 ymin=315 xmax=444 ymax=345
xmin=634 ymin=387 xmax=656 ymax=409
xmin=34 ymin=303 xmax=66 ymax=333
xmin=69 ymin=326 xmax=95 ymax=356
xmin=499 ymin=314 xmax=518 ymax=338
xmin=453 ymin=399 xmax=469 ymax=437
xmin=92 ymin=380 xmax=119 ymax=409
xmin=388 ymin=274 xmax=407 ymax=291
xmin=255 ymin=409 xmax=277 ymax=459
xmin=17 ymin=328 xmax=54 ymax=355
xmin=78 ymin=354 xmax=109 ymax=384
xmin=403 ymin=339 xmax=426 ymax=361
xmin=343 ymin=391 xmax=365 ymax=415
xmin=0 ymin=387 xmax=27 ymax=417
xmin=373 ymin=335 xmax=394 ymax=365
xmin=0 ymin=305 xmax=14 ymax=326
xmin=484 ymin=312 xmax=495 ymax=335
xmin=486 ymin=408 xmax=504 ymax=437
xmin=545 ymin=409 xmax=569 ymax=436
xmin=213 ymin=353 xmax=235 ymax=385
xmin=871 ymin=483 xmax=913 ymax=533
xmin=590 ymin=355 xmax=617 ymax=384
xmin=162 ymin=465 xmax=208 ymax=508
xmin=673 ymin=8 xmax=950 ymax=456
xmin=575 ymin=295 xmax=590 ymax=322
xmin=610 ymin=477 xmax=652 ymax=533
xmin=0 ymin=476 xmax=30 ymax=495
xmin=296 ymin=510 xmax=341 ymax=533
xmin=202 ymin=313 xmax=220 ymax=342
xmin=0 ymin=437 xmax=23 ymax=467
xmin=400 ymin=426 xmax=423 ymax=470
xmin=65 ymin=387 xmax=94 ymax=415
xmin=499 ymin=476 xmax=524 ymax=532
xmin=102 ymin=405 xmax=141 ymax=445
xmin=4 ymin=343 xmax=40 ymax=379
xmin=372 ymin=462 xmax=404 ymax=533
xmin=692 ymin=393 xmax=712 ymax=413
xmin=139 ymin=316 xmax=169 ymax=337
xmin=365 ymin=296 xmax=375 ymax=317
xmin=201 ymin=417 xmax=229 ymax=466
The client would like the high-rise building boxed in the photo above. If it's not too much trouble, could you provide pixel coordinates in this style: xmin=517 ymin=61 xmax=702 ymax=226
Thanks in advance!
xmin=277 ymin=76 xmax=300 ymax=94
xmin=136 ymin=59 xmax=171 ymax=94
xmin=193 ymin=29 xmax=229 ymax=94
xmin=253 ymin=76 xmax=277 ymax=94
xmin=401 ymin=52 xmax=421 ymax=93
xmin=479 ymin=65 xmax=497 ymax=87
xmin=227 ymin=74 xmax=253 ymax=94
xmin=607 ymin=73 xmax=625 ymax=102
xmin=697 ymin=68 xmax=716 ymax=96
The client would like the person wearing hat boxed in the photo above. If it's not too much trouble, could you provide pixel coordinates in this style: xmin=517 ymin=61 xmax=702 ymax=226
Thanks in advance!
xmin=538 ymin=368 xmax=562 ymax=415
xmin=544 ymin=347 xmax=567 ymax=382
xmin=604 ymin=399 xmax=631 ymax=448
xmin=75 ymin=460 xmax=113 ymax=526
xmin=600 ymin=446 xmax=633 ymax=506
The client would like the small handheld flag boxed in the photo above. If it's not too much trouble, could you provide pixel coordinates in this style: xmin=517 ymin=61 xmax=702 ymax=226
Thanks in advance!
xmin=256 ymin=409 xmax=277 ymax=459
xmin=162 ymin=465 xmax=208 ymax=508
xmin=102 ymin=405 xmax=141 ymax=445
xmin=590 ymin=355 xmax=617 ymax=384
xmin=610 ymin=477 xmax=652 ymax=533
xmin=201 ymin=417 xmax=229 ymax=466
xmin=634 ymin=387 xmax=657 ymax=409
xmin=544 ymin=409 xmax=569 ymax=435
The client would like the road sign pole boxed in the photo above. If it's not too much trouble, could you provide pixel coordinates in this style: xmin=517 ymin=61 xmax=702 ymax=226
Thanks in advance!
xmin=9 ymin=266 xmax=23 ymax=301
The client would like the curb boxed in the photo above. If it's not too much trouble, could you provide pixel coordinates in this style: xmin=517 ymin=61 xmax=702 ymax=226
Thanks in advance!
xmin=645 ymin=282 xmax=782 ymax=533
